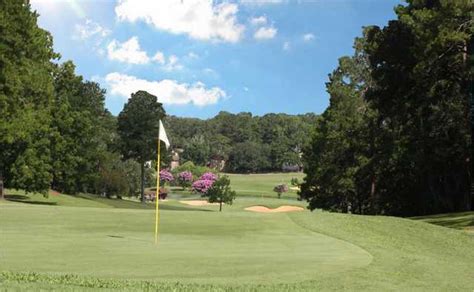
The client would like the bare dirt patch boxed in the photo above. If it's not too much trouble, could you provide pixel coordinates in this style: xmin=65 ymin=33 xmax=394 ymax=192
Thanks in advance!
xmin=179 ymin=200 xmax=221 ymax=206
xmin=245 ymin=205 xmax=305 ymax=213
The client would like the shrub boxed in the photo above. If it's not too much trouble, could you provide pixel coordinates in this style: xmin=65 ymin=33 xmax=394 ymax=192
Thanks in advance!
xmin=172 ymin=161 xmax=216 ymax=179
xmin=177 ymin=171 xmax=193 ymax=190
xmin=200 ymin=172 xmax=218 ymax=181
xmin=159 ymin=170 xmax=174 ymax=184
xmin=291 ymin=177 xmax=300 ymax=187
xmin=203 ymin=175 xmax=236 ymax=211
xmin=273 ymin=184 xmax=289 ymax=199
xmin=192 ymin=179 xmax=214 ymax=194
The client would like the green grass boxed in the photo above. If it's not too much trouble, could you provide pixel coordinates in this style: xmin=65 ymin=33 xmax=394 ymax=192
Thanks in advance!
xmin=225 ymin=172 xmax=304 ymax=198
xmin=413 ymin=211 xmax=474 ymax=233
xmin=160 ymin=172 xmax=305 ymax=199
xmin=1 ymin=190 xmax=474 ymax=290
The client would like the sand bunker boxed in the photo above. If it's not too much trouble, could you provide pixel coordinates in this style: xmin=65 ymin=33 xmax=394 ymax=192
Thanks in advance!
xmin=245 ymin=205 xmax=305 ymax=213
xmin=179 ymin=200 xmax=221 ymax=206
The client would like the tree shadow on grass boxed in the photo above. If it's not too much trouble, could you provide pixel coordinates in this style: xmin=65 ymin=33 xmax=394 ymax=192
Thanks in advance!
xmin=159 ymin=204 xmax=212 ymax=212
xmin=5 ymin=194 xmax=57 ymax=206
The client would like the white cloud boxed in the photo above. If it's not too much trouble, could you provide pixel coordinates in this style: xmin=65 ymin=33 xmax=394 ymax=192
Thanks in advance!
xmin=303 ymin=33 xmax=315 ymax=42
xmin=105 ymin=73 xmax=226 ymax=106
xmin=254 ymin=26 xmax=277 ymax=40
xmin=152 ymin=51 xmax=165 ymax=64
xmin=250 ymin=16 xmax=267 ymax=26
xmin=283 ymin=41 xmax=290 ymax=51
xmin=187 ymin=52 xmax=199 ymax=59
xmin=107 ymin=37 xmax=150 ymax=64
xmin=74 ymin=19 xmax=111 ymax=40
xmin=115 ymin=0 xmax=245 ymax=43
xmin=163 ymin=55 xmax=183 ymax=71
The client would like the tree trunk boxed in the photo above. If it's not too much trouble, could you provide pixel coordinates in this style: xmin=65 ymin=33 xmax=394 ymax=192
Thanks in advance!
xmin=0 ymin=171 xmax=4 ymax=200
xmin=140 ymin=163 xmax=145 ymax=204
xmin=219 ymin=200 xmax=222 ymax=212
xmin=466 ymin=33 xmax=474 ymax=210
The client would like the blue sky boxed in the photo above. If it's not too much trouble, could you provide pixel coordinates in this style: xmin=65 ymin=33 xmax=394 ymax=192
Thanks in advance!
xmin=31 ymin=0 xmax=402 ymax=119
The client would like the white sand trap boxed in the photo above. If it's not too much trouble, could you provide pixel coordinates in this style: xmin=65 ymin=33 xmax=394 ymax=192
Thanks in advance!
xmin=245 ymin=205 xmax=305 ymax=213
xmin=179 ymin=200 xmax=221 ymax=206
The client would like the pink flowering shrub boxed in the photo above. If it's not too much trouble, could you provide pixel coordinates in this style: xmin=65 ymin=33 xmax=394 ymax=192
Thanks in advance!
xmin=200 ymin=172 xmax=217 ymax=181
xmin=178 ymin=171 xmax=193 ymax=182
xmin=159 ymin=170 xmax=174 ymax=184
xmin=177 ymin=171 xmax=193 ymax=190
xmin=192 ymin=179 xmax=215 ymax=194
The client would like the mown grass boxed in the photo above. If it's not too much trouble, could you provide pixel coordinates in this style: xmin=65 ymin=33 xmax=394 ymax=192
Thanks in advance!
xmin=1 ymin=187 xmax=473 ymax=291
xmin=225 ymin=172 xmax=304 ymax=198
xmin=164 ymin=172 xmax=305 ymax=199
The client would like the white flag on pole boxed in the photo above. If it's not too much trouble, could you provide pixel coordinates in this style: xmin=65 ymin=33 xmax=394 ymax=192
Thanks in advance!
xmin=159 ymin=120 xmax=170 ymax=149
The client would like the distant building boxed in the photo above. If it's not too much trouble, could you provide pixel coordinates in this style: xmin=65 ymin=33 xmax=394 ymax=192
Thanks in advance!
xmin=282 ymin=163 xmax=302 ymax=172
xmin=170 ymin=148 xmax=183 ymax=170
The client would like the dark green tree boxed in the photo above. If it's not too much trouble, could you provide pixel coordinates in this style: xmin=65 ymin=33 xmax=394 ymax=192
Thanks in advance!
xmin=0 ymin=0 xmax=58 ymax=196
xmin=203 ymin=175 xmax=236 ymax=211
xmin=50 ymin=61 xmax=107 ymax=194
xmin=117 ymin=91 xmax=166 ymax=203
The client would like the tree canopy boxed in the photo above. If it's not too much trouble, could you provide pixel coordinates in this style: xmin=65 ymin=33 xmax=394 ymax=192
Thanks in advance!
xmin=300 ymin=0 xmax=474 ymax=216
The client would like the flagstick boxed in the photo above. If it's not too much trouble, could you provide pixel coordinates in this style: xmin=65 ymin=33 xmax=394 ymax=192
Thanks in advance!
xmin=155 ymin=137 xmax=161 ymax=245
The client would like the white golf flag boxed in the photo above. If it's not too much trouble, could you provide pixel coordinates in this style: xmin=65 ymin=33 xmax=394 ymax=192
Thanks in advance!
xmin=159 ymin=120 xmax=170 ymax=149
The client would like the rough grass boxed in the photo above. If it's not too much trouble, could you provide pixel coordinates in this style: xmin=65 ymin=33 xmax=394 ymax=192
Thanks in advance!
xmin=1 ymin=190 xmax=474 ymax=291
xmin=413 ymin=211 xmax=474 ymax=233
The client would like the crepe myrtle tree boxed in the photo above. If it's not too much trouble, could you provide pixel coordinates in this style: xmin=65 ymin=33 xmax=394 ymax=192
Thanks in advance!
xmin=117 ymin=90 xmax=166 ymax=203
xmin=177 ymin=171 xmax=193 ymax=190
xmin=203 ymin=175 xmax=236 ymax=212
xmin=273 ymin=184 xmax=289 ymax=199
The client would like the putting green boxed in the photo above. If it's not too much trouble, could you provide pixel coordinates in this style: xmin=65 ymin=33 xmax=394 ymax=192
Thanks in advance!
xmin=0 ymin=202 xmax=371 ymax=284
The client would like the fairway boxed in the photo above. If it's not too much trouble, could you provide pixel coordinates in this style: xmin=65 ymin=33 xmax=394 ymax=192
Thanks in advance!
xmin=1 ymin=194 xmax=474 ymax=290
xmin=0 ymin=199 xmax=370 ymax=285
xmin=226 ymin=172 xmax=305 ymax=198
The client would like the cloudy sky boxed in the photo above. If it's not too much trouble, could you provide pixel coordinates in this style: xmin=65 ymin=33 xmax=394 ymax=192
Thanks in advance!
xmin=31 ymin=0 xmax=401 ymax=118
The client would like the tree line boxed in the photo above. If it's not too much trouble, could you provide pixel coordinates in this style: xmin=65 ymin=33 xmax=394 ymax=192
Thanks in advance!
xmin=300 ymin=0 xmax=474 ymax=216
xmin=165 ymin=112 xmax=319 ymax=173
xmin=0 ymin=1 xmax=157 ymax=199
xmin=0 ymin=1 xmax=316 ymax=201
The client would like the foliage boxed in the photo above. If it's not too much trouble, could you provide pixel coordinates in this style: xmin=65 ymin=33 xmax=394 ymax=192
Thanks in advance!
xmin=95 ymin=153 xmax=141 ymax=198
xmin=273 ymin=184 xmax=289 ymax=199
xmin=172 ymin=161 xmax=215 ymax=178
xmin=117 ymin=91 xmax=166 ymax=202
xmin=0 ymin=0 xmax=57 ymax=194
xmin=165 ymin=112 xmax=318 ymax=173
xmin=159 ymin=170 xmax=174 ymax=184
xmin=227 ymin=141 xmax=271 ymax=173
xmin=191 ymin=179 xmax=214 ymax=194
xmin=290 ymin=178 xmax=300 ymax=187
xmin=301 ymin=0 xmax=474 ymax=216
xmin=202 ymin=175 xmax=236 ymax=211
xmin=50 ymin=61 xmax=109 ymax=194
xmin=200 ymin=172 xmax=218 ymax=181
xmin=177 ymin=171 xmax=193 ymax=190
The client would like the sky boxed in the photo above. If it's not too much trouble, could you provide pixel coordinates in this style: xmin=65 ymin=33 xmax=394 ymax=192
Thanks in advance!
xmin=30 ymin=0 xmax=402 ymax=119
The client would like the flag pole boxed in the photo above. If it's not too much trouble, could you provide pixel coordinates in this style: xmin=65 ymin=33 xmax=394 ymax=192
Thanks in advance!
xmin=155 ymin=135 xmax=161 ymax=244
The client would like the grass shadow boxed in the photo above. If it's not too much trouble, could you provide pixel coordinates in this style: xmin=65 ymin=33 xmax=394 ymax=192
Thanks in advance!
xmin=5 ymin=194 xmax=57 ymax=206
xmin=159 ymin=204 xmax=212 ymax=212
